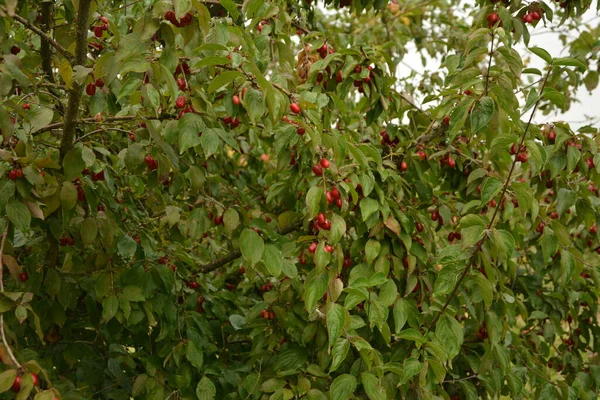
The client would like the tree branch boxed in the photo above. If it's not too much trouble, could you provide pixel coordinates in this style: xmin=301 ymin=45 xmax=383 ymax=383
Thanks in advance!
xmin=0 ymin=5 xmax=73 ymax=63
xmin=197 ymin=220 xmax=303 ymax=274
xmin=40 ymin=2 xmax=54 ymax=82
xmin=0 ymin=222 xmax=22 ymax=368
xmin=59 ymin=0 xmax=92 ymax=161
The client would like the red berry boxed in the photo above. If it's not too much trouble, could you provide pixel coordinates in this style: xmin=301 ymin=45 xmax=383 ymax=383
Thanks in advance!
xmin=308 ymin=242 xmax=318 ymax=253
xmin=586 ymin=158 xmax=595 ymax=169
xmin=11 ymin=376 xmax=21 ymax=392
xmin=531 ymin=11 xmax=541 ymax=20
xmin=335 ymin=198 xmax=342 ymax=208
xmin=335 ymin=70 xmax=343 ymax=83
xmin=86 ymin=83 xmax=96 ymax=96
xmin=177 ymin=78 xmax=186 ymax=91
xmin=431 ymin=210 xmax=439 ymax=221
xmin=223 ymin=116 xmax=232 ymax=125
xmin=324 ymin=245 xmax=333 ymax=253
xmin=22 ymin=103 xmax=31 ymax=110
xmin=290 ymin=103 xmax=301 ymax=114
xmin=447 ymin=156 xmax=456 ymax=168
xmin=312 ymin=165 xmax=323 ymax=176
xmin=10 ymin=45 xmax=21 ymax=55
xmin=100 ymin=16 xmax=109 ymax=24
xmin=416 ymin=222 xmax=424 ymax=232
xmin=31 ymin=373 xmax=39 ymax=387
xmin=400 ymin=161 xmax=408 ymax=172
xmin=548 ymin=130 xmax=556 ymax=143
xmin=8 ymin=170 xmax=17 ymax=180
xmin=145 ymin=155 xmax=158 ymax=171
xmin=416 ymin=151 xmax=427 ymax=161
xmin=344 ymin=257 xmax=352 ymax=268
xmin=516 ymin=152 xmax=528 ymax=163
xmin=94 ymin=26 xmax=104 ymax=38
xmin=443 ymin=115 xmax=450 ymax=125
xmin=233 ymin=95 xmax=241 ymax=105
xmin=175 ymin=96 xmax=186 ymax=109
xmin=321 ymin=220 xmax=331 ymax=230
xmin=95 ymin=78 xmax=104 ymax=88
xmin=486 ymin=12 xmax=500 ymax=24
xmin=19 ymin=272 xmax=28 ymax=282
xmin=296 ymin=127 xmax=305 ymax=135
xmin=590 ymin=225 xmax=598 ymax=234
xmin=523 ymin=13 xmax=533 ymax=23
xmin=331 ymin=188 xmax=340 ymax=199
xmin=129 ymin=133 xmax=136 ymax=142
xmin=317 ymin=213 xmax=326 ymax=225
xmin=97 ymin=204 xmax=105 ymax=212
xmin=231 ymin=118 xmax=240 ymax=128
xmin=92 ymin=170 xmax=105 ymax=181
xmin=448 ymin=232 xmax=455 ymax=242
xmin=320 ymin=158 xmax=330 ymax=169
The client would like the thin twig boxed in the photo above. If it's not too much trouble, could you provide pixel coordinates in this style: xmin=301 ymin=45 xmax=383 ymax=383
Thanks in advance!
xmin=0 ymin=223 xmax=22 ymax=368
xmin=484 ymin=33 xmax=495 ymax=96
xmin=0 ymin=5 xmax=73 ymax=63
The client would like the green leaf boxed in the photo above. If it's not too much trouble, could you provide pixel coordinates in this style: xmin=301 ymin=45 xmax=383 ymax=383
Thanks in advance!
xmin=330 ymin=374 xmax=356 ymax=400
xmin=360 ymin=198 xmax=379 ymax=221
xmin=470 ymin=96 xmax=494 ymax=134
xmin=60 ymin=182 xmax=78 ymax=211
xmin=330 ymin=338 xmax=350 ymax=373
xmin=196 ymin=376 xmax=216 ymax=400
xmin=361 ymin=373 xmax=386 ymax=400
xmin=365 ymin=239 xmax=381 ymax=264
xmin=102 ymin=295 xmax=119 ymax=322
xmin=472 ymin=271 xmax=493 ymax=309
xmin=200 ymin=129 xmax=221 ymax=158
xmin=174 ymin=0 xmax=191 ymax=20
xmin=125 ymin=143 xmax=145 ymax=170
xmin=263 ymin=245 xmax=283 ymax=278
xmin=229 ymin=314 xmax=245 ymax=330
xmin=329 ymin=214 xmax=346 ymax=245
xmin=122 ymin=286 xmax=145 ymax=302
xmin=6 ymin=200 xmax=30 ymax=232
xmin=80 ymin=217 xmax=98 ymax=246
xmin=556 ymin=188 xmax=577 ymax=215
xmin=434 ymin=265 xmax=461 ymax=296
xmin=223 ymin=208 xmax=239 ymax=234
xmin=306 ymin=186 xmax=323 ymax=219
xmin=207 ymin=71 xmax=243 ymax=93
xmin=244 ymin=87 xmax=267 ymax=124
xmin=240 ymin=228 xmax=264 ymax=265
xmin=327 ymin=303 xmax=346 ymax=347
xmin=0 ymin=369 xmax=17 ymax=393
xmin=304 ymin=270 xmax=328 ymax=310
xmin=435 ymin=314 xmax=463 ymax=359
xmin=399 ymin=358 xmax=423 ymax=385
xmin=553 ymin=57 xmax=587 ymax=69
xmin=195 ymin=56 xmax=231 ymax=68
xmin=560 ymin=250 xmax=576 ymax=286
xmin=220 ymin=0 xmax=241 ymax=19
xmin=529 ymin=47 xmax=553 ymax=64
xmin=393 ymin=299 xmax=410 ymax=333
xmin=118 ymin=235 xmax=138 ymax=258
xmin=178 ymin=113 xmax=204 ymax=154
xmin=480 ymin=177 xmax=503 ymax=205
xmin=186 ymin=341 xmax=204 ymax=369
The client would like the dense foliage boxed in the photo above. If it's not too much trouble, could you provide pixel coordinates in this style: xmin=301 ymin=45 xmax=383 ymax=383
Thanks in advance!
xmin=1 ymin=0 xmax=600 ymax=399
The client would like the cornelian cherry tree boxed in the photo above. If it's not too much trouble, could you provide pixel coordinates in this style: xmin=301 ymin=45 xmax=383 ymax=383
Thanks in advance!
xmin=1 ymin=0 xmax=600 ymax=398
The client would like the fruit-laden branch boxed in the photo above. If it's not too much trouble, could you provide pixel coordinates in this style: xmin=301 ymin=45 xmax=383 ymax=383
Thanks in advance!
xmin=411 ymin=66 xmax=554 ymax=350
xmin=58 ymin=0 xmax=93 ymax=161
xmin=0 ymin=222 xmax=23 ymax=368
xmin=0 ymin=5 xmax=73 ymax=63
xmin=198 ymin=220 xmax=303 ymax=274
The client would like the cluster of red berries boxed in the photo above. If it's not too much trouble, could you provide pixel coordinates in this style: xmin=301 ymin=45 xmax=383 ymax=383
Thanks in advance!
xmin=312 ymin=158 xmax=330 ymax=176
xmin=308 ymin=242 xmax=333 ymax=253
xmin=260 ymin=282 xmax=274 ymax=292
xmin=164 ymin=11 xmax=193 ymax=27
xmin=22 ymin=103 xmax=30 ymax=110
xmin=91 ymin=16 xmax=109 ymax=38
xmin=257 ymin=19 xmax=269 ymax=32
xmin=85 ymin=78 xmax=104 ymax=96
xmin=314 ymin=212 xmax=331 ymax=231
xmin=260 ymin=309 xmax=275 ymax=319
xmin=7 ymin=168 xmax=23 ymax=180
xmin=145 ymin=155 xmax=158 ymax=171
xmin=317 ymin=43 xmax=335 ymax=59
xmin=440 ymin=153 xmax=456 ymax=168
xmin=223 ymin=115 xmax=240 ymax=128
xmin=11 ymin=373 xmax=39 ymax=393
xmin=325 ymin=186 xmax=343 ymax=208
xmin=522 ymin=10 xmax=542 ymax=24
xmin=486 ymin=12 xmax=502 ymax=28
xmin=447 ymin=231 xmax=462 ymax=242
xmin=175 ymin=96 xmax=195 ymax=119
xmin=186 ymin=280 xmax=200 ymax=289
xmin=60 ymin=235 xmax=75 ymax=246
xmin=352 ymin=65 xmax=374 ymax=93
xmin=380 ymin=130 xmax=399 ymax=147
xmin=430 ymin=209 xmax=444 ymax=226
